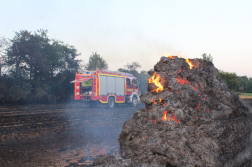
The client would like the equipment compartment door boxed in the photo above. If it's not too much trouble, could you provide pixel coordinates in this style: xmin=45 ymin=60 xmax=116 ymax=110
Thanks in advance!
xmin=107 ymin=76 xmax=116 ymax=94
xmin=99 ymin=75 xmax=107 ymax=96
xmin=116 ymin=77 xmax=125 ymax=96
xmin=115 ymin=77 xmax=125 ymax=103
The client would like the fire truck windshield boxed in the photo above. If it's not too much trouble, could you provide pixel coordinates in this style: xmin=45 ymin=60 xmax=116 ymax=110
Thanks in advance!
xmin=126 ymin=78 xmax=133 ymax=88
xmin=133 ymin=79 xmax=138 ymax=88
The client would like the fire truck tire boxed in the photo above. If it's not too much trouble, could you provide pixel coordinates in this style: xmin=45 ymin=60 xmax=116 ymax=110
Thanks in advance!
xmin=132 ymin=96 xmax=138 ymax=107
xmin=108 ymin=97 xmax=115 ymax=108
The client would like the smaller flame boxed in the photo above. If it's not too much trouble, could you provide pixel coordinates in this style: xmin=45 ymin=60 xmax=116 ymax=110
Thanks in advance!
xmin=162 ymin=111 xmax=167 ymax=121
xmin=198 ymin=94 xmax=201 ymax=96
xmin=177 ymin=68 xmax=182 ymax=73
xmin=196 ymin=103 xmax=199 ymax=109
xmin=186 ymin=59 xmax=194 ymax=69
xmin=148 ymin=72 xmax=164 ymax=93
xmin=162 ymin=111 xmax=180 ymax=123
xmin=196 ymin=117 xmax=198 ymax=119
xmin=168 ymin=114 xmax=180 ymax=123
xmin=168 ymin=56 xmax=176 ymax=59
xmin=176 ymin=76 xmax=198 ymax=91
xmin=151 ymin=98 xmax=158 ymax=105
xmin=203 ymin=97 xmax=206 ymax=100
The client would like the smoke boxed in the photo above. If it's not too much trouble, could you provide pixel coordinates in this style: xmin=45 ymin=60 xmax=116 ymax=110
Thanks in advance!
xmin=235 ymin=132 xmax=252 ymax=165
xmin=75 ymin=37 xmax=190 ymax=72
xmin=63 ymin=101 xmax=144 ymax=164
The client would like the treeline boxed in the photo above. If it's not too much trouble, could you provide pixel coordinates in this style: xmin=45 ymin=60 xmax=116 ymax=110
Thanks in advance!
xmin=0 ymin=30 xmax=150 ymax=105
xmin=218 ymin=71 xmax=252 ymax=93
xmin=0 ymin=30 xmax=80 ymax=105
xmin=201 ymin=54 xmax=252 ymax=93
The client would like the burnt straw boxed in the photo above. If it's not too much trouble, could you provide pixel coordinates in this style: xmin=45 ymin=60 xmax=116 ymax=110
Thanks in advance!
xmin=118 ymin=56 xmax=252 ymax=167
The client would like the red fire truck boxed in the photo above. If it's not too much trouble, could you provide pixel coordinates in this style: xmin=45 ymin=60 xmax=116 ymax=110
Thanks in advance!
xmin=70 ymin=70 xmax=140 ymax=108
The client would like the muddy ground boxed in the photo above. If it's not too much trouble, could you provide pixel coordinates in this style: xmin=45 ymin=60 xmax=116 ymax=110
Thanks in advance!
xmin=0 ymin=99 xmax=251 ymax=167
xmin=0 ymin=102 xmax=144 ymax=167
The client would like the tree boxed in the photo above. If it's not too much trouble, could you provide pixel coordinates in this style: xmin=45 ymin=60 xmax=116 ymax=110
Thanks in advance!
xmin=218 ymin=70 xmax=239 ymax=91
xmin=118 ymin=62 xmax=149 ymax=95
xmin=6 ymin=30 xmax=47 ymax=80
xmin=247 ymin=78 xmax=252 ymax=93
xmin=6 ymin=30 xmax=81 ymax=81
xmin=202 ymin=53 xmax=213 ymax=62
xmin=0 ymin=36 xmax=10 ymax=80
xmin=85 ymin=52 xmax=108 ymax=70
xmin=0 ymin=37 xmax=9 ymax=54
xmin=1 ymin=29 xmax=81 ymax=105
xmin=49 ymin=39 xmax=81 ymax=76
xmin=118 ymin=61 xmax=141 ymax=77
xmin=238 ymin=76 xmax=249 ymax=93
xmin=124 ymin=62 xmax=141 ymax=71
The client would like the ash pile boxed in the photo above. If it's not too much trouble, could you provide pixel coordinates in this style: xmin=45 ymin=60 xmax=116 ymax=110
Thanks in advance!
xmin=118 ymin=56 xmax=252 ymax=167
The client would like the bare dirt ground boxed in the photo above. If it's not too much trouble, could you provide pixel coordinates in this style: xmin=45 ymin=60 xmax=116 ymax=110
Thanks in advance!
xmin=0 ymin=102 xmax=145 ymax=167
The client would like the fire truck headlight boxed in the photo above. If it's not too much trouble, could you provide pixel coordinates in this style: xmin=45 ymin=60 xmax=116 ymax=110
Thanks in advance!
xmin=77 ymin=86 xmax=79 ymax=89
xmin=89 ymin=91 xmax=92 ymax=94
xmin=76 ymin=92 xmax=79 ymax=95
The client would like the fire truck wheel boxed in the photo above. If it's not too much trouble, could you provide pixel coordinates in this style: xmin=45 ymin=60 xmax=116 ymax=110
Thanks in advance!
xmin=108 ymin=97 xmax=115 ymax=108
xmin=132 ymin=96 xmax=138 ymax=107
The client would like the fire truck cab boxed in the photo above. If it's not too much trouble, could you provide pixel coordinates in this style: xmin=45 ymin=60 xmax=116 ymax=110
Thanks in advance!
xmin=71 ymin=70 xmax=140 ymax=108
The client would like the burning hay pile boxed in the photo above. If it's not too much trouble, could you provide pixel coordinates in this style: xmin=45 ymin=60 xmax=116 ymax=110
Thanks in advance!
xmin=118 ymin=56 xmax=252 ymax=166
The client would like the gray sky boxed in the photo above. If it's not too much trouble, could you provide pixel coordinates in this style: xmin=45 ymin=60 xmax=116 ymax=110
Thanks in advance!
xmin=1 ymin=0 xmax=252 ymax=77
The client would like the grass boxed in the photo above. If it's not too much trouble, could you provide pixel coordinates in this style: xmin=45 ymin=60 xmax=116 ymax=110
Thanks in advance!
xmin=243 ymin=93 xmax=252 ymax=96
xmin=239 ymin=93 xmax=252 ymax=99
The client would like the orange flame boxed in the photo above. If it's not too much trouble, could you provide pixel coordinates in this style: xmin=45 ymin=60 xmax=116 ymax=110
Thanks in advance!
xmin=176 ymin=76 xmax=198 ymax=91
xmin=151 ymin=98 xmax=165 ymax=105
xmin=168 ymin=114 xmax=180 ymax=123
xmin=203 ymin=97 xmax=206 ymax=100
xmin=151 ymin=98 xmax=157 ymax=105
xmin=148 ymin=72 xmax=164 ymax=93
xmin=186 ymin=59 xmax=193 ymax=69
xmin=162 ymin=111 xmax=180 ymax=123
xmin=162 ymin=111 xmax=167 ymax=121
xmin=168 ymin=56 xmax=176 ymax=59
xmin=177 ymin=68 xmax=182 ymax=73
xmin=196 ymin=103 xmax=199 ymax=109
